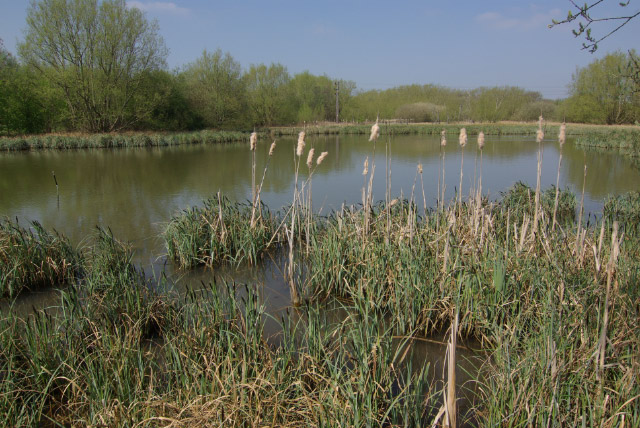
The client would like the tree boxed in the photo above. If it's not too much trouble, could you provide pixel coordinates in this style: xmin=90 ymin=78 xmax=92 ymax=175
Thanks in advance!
xmin=565 ymin=51 xmax=640 ymax=124
xmin=550 ymin=1 xmax=640 ymax=89
xmin=19 ymin=0 xmax=168 ymax=132
xmin=244 ymin=63 xmax=292 ymax=126
xmin=0 ymin=38 xmax=64 ymax=134
xmin=182 ymin=49 xmax=247 ymax=129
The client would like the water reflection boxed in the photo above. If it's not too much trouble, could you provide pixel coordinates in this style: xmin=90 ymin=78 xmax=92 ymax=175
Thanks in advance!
xmin=0 ymin=134 xmax=638 ymax=266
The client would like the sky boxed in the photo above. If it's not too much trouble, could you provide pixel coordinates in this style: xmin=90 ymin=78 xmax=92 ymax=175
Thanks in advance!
xmin=1 ymin=0 xmax=639 ymax=99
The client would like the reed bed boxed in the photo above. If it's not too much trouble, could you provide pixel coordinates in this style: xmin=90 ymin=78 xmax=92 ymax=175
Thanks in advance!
xmin=0 ymin=227 xmax=445 ymax=427
xmin=0 ymin=219 xmax=80 ymax=298
xmin=271 ymin=122 xmax=639 ymax=139
xmin=164 ymin=195 xmax=277 ymax=268
xmin=604 ymin=191 xmax=640 ymax=234
xmin=302 ymin=184 xmax=638 ymax=426
xmin=0 ymin=130 xmax=251 ymax=151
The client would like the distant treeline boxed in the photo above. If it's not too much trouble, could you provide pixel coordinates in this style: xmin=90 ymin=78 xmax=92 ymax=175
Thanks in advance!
xmin=1 ymin=0 xmax=639 ymax=136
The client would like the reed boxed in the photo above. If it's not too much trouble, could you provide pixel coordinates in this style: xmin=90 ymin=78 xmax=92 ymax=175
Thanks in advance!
xmin=0 ymin=229 xmax=440 ymax=426
xmin=458 ymin=128 xmax=467 ymax=214
xmin=552 ymin=123 xmax=566 ymax=231
xmin=0 ymin=219 xmax=80 ymax=298
xmin=0 ymin=130 xmax=253 ymax=151
xmin=532 ymin=117 xmax=544 ymax=237
xmin=164 ymin=196 xmax=276 ymax=267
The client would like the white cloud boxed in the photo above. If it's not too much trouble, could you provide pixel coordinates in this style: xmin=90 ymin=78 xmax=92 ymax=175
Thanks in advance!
xmin=126 ymin=1 xmax=190 ymax=16
xmin=476 ymin=8 xmax=562 ymax=31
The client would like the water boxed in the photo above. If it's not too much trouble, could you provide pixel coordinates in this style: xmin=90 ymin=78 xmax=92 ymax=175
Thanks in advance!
xmin=1 ymin=134 xmax=637 ymax=264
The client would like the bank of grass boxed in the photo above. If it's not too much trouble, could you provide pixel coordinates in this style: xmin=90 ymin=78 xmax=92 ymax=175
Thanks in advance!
xmin=0 ymin=129 xmax=251 ymax=151
xmin=271 ymin=121 xmax=640 ymax=138
xmin=0 ymin=219 xmax=80 ymax=298
xmin=1 ymin=228 xmax=441 ymax=427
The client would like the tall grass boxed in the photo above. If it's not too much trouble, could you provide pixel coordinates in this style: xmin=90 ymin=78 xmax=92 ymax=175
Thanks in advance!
xmin=0 ymin=227 xmax=443 ymax=427
xmin=0 ymin=219 xmax=80 ymax=298
xmin=0 ymin=130 xmax=252 ymax=151
xmin=164 ymin=195 xmax=277 ymax=268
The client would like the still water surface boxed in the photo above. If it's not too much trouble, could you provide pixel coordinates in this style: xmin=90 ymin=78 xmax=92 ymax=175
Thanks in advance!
xmin=1 ymin=133 xmax=637 ymax=266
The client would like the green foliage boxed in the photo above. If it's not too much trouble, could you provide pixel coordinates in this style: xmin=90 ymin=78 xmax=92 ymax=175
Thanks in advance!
xmin=565 ymin=51 xmax=640 ymax=124
xmin=395 ymin=102 xmax=445 ymax=122
xmin=343 ymin=84 xmax=554 ymax=123
xmin=182 ymin=49 xmax=248 ymax=129
xmin=19 ymin=0 xmax=168 ymax=132
xmin=244 ymin=63 xmax=294 ymax=126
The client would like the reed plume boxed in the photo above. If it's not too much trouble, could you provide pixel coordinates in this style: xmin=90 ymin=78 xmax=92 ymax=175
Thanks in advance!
xmin=369 ymin=121 xmax=380 ymax=142
xmin=251 ymin=139 xmax=276 ymax=228
xmin=296 ymin=131 xmax=306 ymax=157
xmin=250 ymin=132 xmax=257 ymax=151
xmin=306 ymin=148 xmax=315 ymax=169
xmin=316 ymin=151 xmax=328 ymax=165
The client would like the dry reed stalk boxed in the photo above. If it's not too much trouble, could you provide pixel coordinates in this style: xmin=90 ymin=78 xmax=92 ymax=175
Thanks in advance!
xmin=251 ymin=139 xmax=276 ymax=228
xmin=413 ymin=163 xmax=425 ymax=220
xmin=598 ymin=221 xmax=620 ymax=378
xmin=444 ymin=310 xmax=458 ymax=428
xmin=385 ymin=133 xmax=392 ymax=245
xmin=305 ymin=148 xmax=315 ymax=251
xmin=532 ymin=121 xmax=544 ymax=238
xmin=250 ymin=131 xmax=258 ymax=217
xmin=458 ymin=128 xmax=467 ymax=214
xmin=474 ymin=132 xmax=485 ymax=236
xmin=286 ymin=131 xmax=306 ymax=306
xmin=576 ymin=163 xmax=587 ymax=255
xmin=552 ymin=123 xmax=566 ymax=231
xmin=441 ymin=130 xmax=447 ymax=210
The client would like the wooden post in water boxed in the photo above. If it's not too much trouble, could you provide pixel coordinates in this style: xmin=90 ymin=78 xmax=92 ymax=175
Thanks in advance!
xmin=52 ymin=171 xmax=59 ymax=195
xmin=52 ymin=170 xmax=59 ymax=209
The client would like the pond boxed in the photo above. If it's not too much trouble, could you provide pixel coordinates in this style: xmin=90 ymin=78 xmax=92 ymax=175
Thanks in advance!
xmin=1 ymin=133 xmax=637 ymax=268
xmin=2 ymin=132 xmax=637 ymax=421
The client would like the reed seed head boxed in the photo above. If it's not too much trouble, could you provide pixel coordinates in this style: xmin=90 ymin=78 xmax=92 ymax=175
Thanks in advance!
xmin=478 ymin=131 xmax=485 ymax=150
xmin=296 ymin=131 xmax=306 ymax=157
xmin=558 ymin=123 xmax=566 ymax=146
xmin=307 ymin=148 xmax=315 ymax=168
xmin=441 ymin=129 xmax=447 ymax=147
xmin=250 ymin=132 xmax=257 ymax=151
xmin=369 ymin=122 xmax=380 ymax=142
xmin=536 ymin=128 xmax=544 ymax=143
xmin=459 ymin=128 xmax=467 ymax=148
xmin=317 ymin=151 xmax=328 ymax=165
xmin=269 ymin=141 xmax=276 ymax=156
xmin=362 ymin=157 xmax=369 ymax=175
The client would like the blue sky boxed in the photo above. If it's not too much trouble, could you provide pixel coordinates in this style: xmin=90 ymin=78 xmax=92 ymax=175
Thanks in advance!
xmin=1 ymin=1 xmax=638 ymax=99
